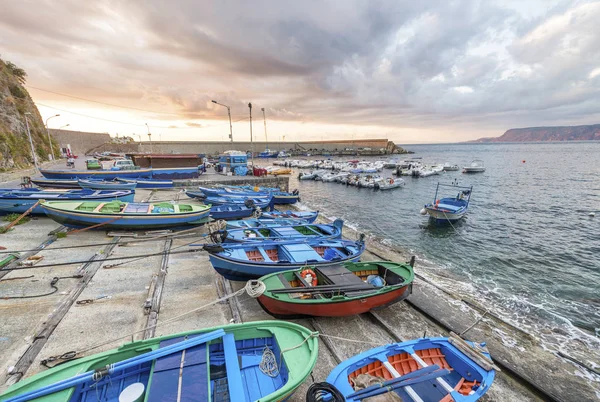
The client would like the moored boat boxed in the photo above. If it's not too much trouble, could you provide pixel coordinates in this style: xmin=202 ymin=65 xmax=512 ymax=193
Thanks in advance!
xmin=225 ymin=220 xmax=343 ymax=242
xmin=0 ymin=189 xmax=134 ymax=215
xmin=210 ymin=204 xmax=260 ymax=220
xmin=202 ymin=238 xmax=365 ymax=281
xmin=421 ymin=183 xmax=473 ymax=223
xmin=40 ymin=200 xmax=211 ymax=229
xmin=374 ymin=177 xmax=405 ymax=191
xmin=312 ymin=333 xmax=497 ymax=401
xmin=199 ymin=187 xmax=299 ymax=204
xmin=0 ymin=320 xmax=319 ymax=402
xmin=225 ymin=217 xmax=311 ymax=230
xmin=463 ymin=159 xmax=486 ymax=173
xmin=255 ymin=260 xmax=414 ymax=317
xmin=443 ymin=163 xmax=460 ymax=171
xmin=77 ymin=179 xmax=137 ymax=190
xmin=259 ymin=209 xmax=318 ymax=223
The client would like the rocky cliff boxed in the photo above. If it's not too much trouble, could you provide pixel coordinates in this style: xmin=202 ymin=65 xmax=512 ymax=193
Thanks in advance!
xmin=0 ymin=58 xmax=54 ymax=170
xmin=473 ymin=124 xmax=600 ymax=143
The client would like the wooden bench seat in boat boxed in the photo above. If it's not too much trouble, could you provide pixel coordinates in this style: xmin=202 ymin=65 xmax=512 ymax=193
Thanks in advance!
xmin=315 ymin=265 xmax=375 ymax=297
xmin=435 ymin=202 xmax=463 ymax=213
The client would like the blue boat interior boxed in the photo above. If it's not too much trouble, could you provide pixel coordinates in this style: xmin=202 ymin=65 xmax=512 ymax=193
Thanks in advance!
xmin=432 ymin=197 xmax=467 ymax=213
xmin=227 ymin=224 xmax=336 ymax=242
xmin=67 ymin=334 xmax=288 ymax=402
xmin=333 ymin=339 xmax=488 ymax=402
xmin=225 ymin=241 xmax=356 ymax=263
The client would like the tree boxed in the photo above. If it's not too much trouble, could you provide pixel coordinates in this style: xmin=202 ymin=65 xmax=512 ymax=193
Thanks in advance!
xmin=5 ymin=61 xmax=27 ymax=84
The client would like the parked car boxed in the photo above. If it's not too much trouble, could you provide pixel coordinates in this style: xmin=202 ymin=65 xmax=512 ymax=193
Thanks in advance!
xmin=85 ymin=158 xmax=101 ymax=170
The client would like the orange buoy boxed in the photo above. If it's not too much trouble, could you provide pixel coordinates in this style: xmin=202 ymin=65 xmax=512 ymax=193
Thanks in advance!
xmin=300 ymin=269 xmax=318 ymax=286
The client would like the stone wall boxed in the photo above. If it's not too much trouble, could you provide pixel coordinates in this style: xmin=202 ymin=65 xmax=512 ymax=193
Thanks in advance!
xmin=49 ymin=129 xmax=111 ymax=155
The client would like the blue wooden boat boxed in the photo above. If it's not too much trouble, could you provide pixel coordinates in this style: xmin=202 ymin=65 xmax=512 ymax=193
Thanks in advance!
xmin=421 ymin=183 xmax=473 ymax=223
xmin=0 ymin=321 xmax=319 ymax=402
xmin=199 ymin=187 xmax=299 ymax=204
xmin=40 ymin=201 xmax=211 ymax=229
xmin=210 ymin=204 xmax=260 ymax=220
xmin=40 ymin=168 xmax=152 ymax=180
xmin=314 ymin=334 xmax=496 ymax=402
xmin=202 ymin=238 xmax=365 ymax=281
xmin=185 ymin=190 xmax=273 ymax=210
xmin=116 ymin=178 xmax=174 ymax=188
xmin=31 ymin=178 xmax=80 ymax=189
xmin=260 ymin=210 xmax=318 ymax=223
xmin=0 ymin=189 xmax=134 ymax=215
xmin=225 ymin=219 xmax=343 ymax=242
xmin=78 ymin=179 xmax=137 ymax=190
xmin=226 ymin=217 xmax=310 ymax=230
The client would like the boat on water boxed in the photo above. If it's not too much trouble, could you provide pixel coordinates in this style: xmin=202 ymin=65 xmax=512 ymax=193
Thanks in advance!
xmin=421 ymin=183 xmax=473 ymax=223
xmin=225 ymin=217 xmax=311 ymax=230
xmin=463 ymin=159 xmax=486 ymax=173
xmin=209 ymin=204 xmax=261 ymax=220
xmin=0 ymin=320 xmax=319 ymax=402
xmin=225 ymin=220 xmax=343 ymax=242
xmin=259 ymin=209 xmax=318 ymax=223
xmin=77 ymin=179 xmax=137 ymax=190
xmin=202 ymin=238 xmax=365 ymax=281
xmin=374 ymin=177 xmax=405 ymax=191
xmin=0 ymin=189 xmax=134 ymax=215
xmin=443 ymin=163 xmax=460 ymax=171
xmin=254 ymin=260 xmax=414 ymax=317
xmin=313 ymin=333 xmax=496 ymax=402
xmin=40 ymin=200 xmax=211 ymax=229
xmin=116 ymin=178 xmax=173 ymax=188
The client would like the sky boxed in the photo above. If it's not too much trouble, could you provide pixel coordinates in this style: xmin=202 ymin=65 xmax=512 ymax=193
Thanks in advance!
xmin=1 ymin=0 xmax=599 ymax=144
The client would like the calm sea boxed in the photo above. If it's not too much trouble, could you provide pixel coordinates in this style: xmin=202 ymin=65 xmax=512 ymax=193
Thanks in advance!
xmin=287 ymin=142 xmax=600 ymax=349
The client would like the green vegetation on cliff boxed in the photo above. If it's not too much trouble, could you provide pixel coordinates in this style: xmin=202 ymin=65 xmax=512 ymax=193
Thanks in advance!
xmin=0 ymin=57 xmax=57 ymax=170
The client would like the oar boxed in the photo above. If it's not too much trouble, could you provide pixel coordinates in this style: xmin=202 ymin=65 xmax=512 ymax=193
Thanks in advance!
xmin=7 ymin=329 xmax=225 ymax=402
xmin=271 ymin=284 xmax=382 ymax=294
xmin=347 ymin=365 xmax=450 ymax=400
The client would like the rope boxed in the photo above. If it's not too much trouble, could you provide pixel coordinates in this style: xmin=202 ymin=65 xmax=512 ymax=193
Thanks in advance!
xmin=0 ymin=275 xmax=81 ymax=299
xmin=245 ymin=280 xmax=266 ymax=298
xmin=441 ymin=210 xmax=471 ymax=242
xmin=259 ymin=346 xmax=279 ymax=377
xmin=460 ymin=310 xmax=489 ymax=337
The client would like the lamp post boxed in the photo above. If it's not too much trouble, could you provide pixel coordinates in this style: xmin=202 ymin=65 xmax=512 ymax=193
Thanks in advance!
xmin=24 ymin=112 xmax=39 ymax=171
xmin=45 ymin=114 xmax=60 ymax=160
xmin=248 ymin=102 xmax=254 ymax=168
xmin=261 ymin=107 xmax=268 ymax=152
xmin=145 ymin=123 xmax=152 ymax=153
xmin=211 ymin=100 xmax=233 ymax=143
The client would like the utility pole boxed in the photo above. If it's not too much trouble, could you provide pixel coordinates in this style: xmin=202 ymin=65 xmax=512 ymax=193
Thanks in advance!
xmin=261 ymin=107 xmax=268 ymax=151
xmin=248 ymin=103 xmax=254 ymax=168
xmin=24 ymin=113 xmax=38 ymax=171
xmin=212 ymin=100 xmax=233 ymax=142
xmin=145 ymin=123 xmax=152 ymax=153
xmin=45 ymin=114 xmax=59 ymax=160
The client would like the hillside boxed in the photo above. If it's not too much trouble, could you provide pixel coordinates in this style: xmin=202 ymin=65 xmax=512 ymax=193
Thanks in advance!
xmin=0 ymin=58 xmax=54 ymax=170
xmin=472 ymin=124 xmax=600 ymax=143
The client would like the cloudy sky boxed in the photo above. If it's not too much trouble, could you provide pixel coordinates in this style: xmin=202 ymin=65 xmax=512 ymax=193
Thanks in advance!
xmin=1 ymin=0 xmax=599 ymax=143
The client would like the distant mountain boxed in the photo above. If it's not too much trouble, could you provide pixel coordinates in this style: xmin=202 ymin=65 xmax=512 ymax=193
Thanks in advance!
xmin=471 ymin=124 xmax=600 ymax=143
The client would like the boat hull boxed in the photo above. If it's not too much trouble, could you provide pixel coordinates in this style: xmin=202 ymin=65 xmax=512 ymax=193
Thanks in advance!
xmin=258 ymin=284 xmax=411 ymax=317
xmin=78 ymin=180 xmax=137 ymax=190
xmin=208 ymin=254 xmax=362 ymax=281
xmin=41 ymin=169 xmax=152 ymax=179
xmin=210 ymin=206 xmax=255 ymax=220
xmin=260 ymin=211 xmax=318 ymax=223
xmin=0 ymin=191 xmax=135 ymax=215
xmin=31 ymin=178 xmax=80 ymax=188
xmin=462 ymin=167 xmax=485 ymax=173
xmin=41 ymin=205 xmax=210 ymax=229
xmin=425 ymin=207 xmax=466 ymax=222
xmin=117 ymin=178 xmax=173 ymax=188
xmin=150 ymin=167 xmax=201 ymax=179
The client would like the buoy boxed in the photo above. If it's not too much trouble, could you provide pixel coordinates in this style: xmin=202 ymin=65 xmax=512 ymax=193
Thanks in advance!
xmin=119 ymin=383 xmax=145 ymax=402
xmin=590 ymin=212 xmax=596 ymax=217
xmin=420 ymin=208 xmax=427 ymax=215
xmin=522 ymin=160 xmax=526 ymax=163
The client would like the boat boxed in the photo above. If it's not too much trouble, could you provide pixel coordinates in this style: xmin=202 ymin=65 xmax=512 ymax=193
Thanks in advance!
xmin=210 ymin=204 xmax=261 ymax=220
xmin=374 ymin=177 xmax=405 ymax=191
xmin=254 ymin=260 xmax=414 ymax=317
xmin=313 ymin=333 xmax=496 ymax=402
xmin=116 ymin=178 xmax=174 ymax=189
xmin=186 ymin=191 xmax=273 ymax=210
xmin=40 ymin=200 xmax=211 ymax=229
xmin=226 ymin=218 xmax=312 ymax=230
xmin=443 ymin=163 xmax=460 ymax=171
xmin=202 ymin=238 xmax=366 ymax=281
xmin=0 ymin=320 xmax=319 ymax=402
xmin=225 ymin=220 xmax=343 ymax=242
xmin=463 ymin=159 xmax=486 ymax=173
xmin=421 ymin=183 xmax=473 ymax=223
xmin=31 ymin=178 xmax=81 ymax=189
xmin=199 ymin=187 xmax=299 ymax=205
xmin=77 ymin=179 xmax=137 ymax=190
xmin=40 ymin=168 xmax=152 ymax=180
xmin=259 ymin=210 xmax=318 ymax=223
xmin=0 ymin=189 xmax=134 ymax=215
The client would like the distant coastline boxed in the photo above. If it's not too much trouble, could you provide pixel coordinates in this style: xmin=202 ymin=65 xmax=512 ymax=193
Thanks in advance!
xmin=470 ymin=123 xmax=600 ymax=143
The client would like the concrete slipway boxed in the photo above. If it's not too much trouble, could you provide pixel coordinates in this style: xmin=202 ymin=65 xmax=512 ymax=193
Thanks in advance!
xmin=0 ymin=186 xmax=598 ymax=401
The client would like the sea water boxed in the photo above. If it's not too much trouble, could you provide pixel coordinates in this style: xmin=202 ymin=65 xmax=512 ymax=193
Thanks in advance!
xmin=289 ymin=142 xmax=600 ymax=352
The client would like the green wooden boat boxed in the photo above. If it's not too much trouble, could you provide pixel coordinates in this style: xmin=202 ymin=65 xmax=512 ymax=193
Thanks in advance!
xmin=1 ymin=320 xmax=319 ymax=402
xmin=39 ymin=200 xmax=211 ymax=230
xmin=256 ymin=261 xmax=414 ymax=318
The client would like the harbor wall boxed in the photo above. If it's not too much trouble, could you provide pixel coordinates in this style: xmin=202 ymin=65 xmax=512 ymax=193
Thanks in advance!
xmin=49 ymin=129 xmax=111 ymax=155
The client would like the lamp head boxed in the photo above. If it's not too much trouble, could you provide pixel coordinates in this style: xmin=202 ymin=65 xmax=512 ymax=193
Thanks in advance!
xmin=211 ymin=100 xmax=217 ymax=104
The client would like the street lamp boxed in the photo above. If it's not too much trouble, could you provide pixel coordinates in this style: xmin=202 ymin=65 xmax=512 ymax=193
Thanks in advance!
xmin=211 ymin=100 xmax=233 ymax=143
xmin=24 ymin=112 xmax=38 ymax=171
xmin=59 ymin=124 xmax=70 ymax=129
xmin=145 ymin=123 xmax=152 ymax=153
xmin=248 ymin=103 xmax=254 ymax=168
xmin=45 ymin=113 xmax=60 ymax=160
xmin=261 ymin=108 xmax=269 ymax=152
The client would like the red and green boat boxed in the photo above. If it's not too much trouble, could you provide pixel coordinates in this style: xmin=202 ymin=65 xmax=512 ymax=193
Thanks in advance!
xmin=255 ymin=261 xmax=414 ymax=318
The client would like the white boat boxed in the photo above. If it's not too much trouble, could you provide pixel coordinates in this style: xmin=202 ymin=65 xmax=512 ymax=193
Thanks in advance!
xmin=375 ymin=177 xmax=405 ymax=190
xmin=443 ymin=163 xmax=460 ymax=171
xmin=421 ymin=183 xmax=473 ymax=223
xmin=463 ymin=159 xmax=486 ymax=173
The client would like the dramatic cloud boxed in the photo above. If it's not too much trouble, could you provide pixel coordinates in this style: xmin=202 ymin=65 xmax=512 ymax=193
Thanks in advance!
xmin=1 ymin=0 xmax=599 ymax=142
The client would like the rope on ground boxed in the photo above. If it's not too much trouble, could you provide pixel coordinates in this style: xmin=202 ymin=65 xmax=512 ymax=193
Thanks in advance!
xmin=245 ymin=280 xmax=266 ymax=298
xmin=460 ymin=310 xmax=489 ymax=337
xmin=0 ymin=275 xmax=82 ymax=299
